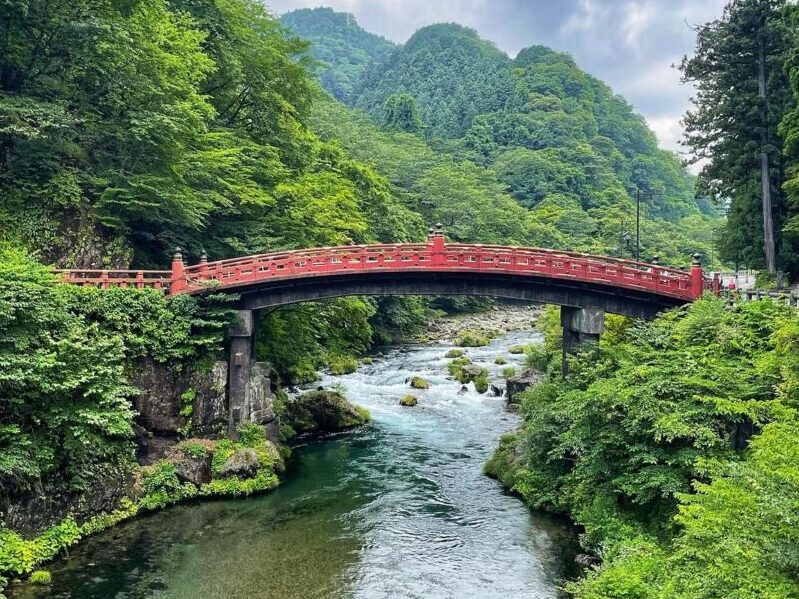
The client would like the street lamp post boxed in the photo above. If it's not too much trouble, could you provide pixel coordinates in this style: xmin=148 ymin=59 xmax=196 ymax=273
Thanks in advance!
xmin=636 ymin=189 xmax=641 ymax=261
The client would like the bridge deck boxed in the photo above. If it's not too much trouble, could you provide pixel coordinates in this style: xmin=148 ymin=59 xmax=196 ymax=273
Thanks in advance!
xmin=57 ymin=234 xmax=705 ymax=304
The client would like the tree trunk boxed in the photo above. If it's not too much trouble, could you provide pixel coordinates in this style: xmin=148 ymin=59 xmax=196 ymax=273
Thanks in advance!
xmin=758 ymin=27 xmax=777 ymax=273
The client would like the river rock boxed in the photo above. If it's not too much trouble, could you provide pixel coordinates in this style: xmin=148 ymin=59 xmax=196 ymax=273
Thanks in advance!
xmin=399 ymin=395 xmax=418 ymax=407
xmin=490 ymin=382 xmax=505 ymax=397
xmin=218 ymin=448 xmax=261 ymax=479
xmin=506 ymin=369 xmax=542 ymax=403
xmin=283 ymin=390 xmax=370 ymax=435
xmin=461 ymin=364 xmax=485 ymax=378
xmin=575 ymin=554 xmax=602 ymax=568
xmin=174 ymin=453 xmax=212 ymax=486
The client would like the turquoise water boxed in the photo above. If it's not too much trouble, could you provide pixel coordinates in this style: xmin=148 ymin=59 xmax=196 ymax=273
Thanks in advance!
xmin=13 ymin=330 xmax=577 ymax=599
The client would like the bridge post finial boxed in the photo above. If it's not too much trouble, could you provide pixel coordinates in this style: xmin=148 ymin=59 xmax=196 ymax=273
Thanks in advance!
xmin=651 ymin=255 xmax=660 ymax=266
xmin=198 ymin=249 xmax=209 ymax=276
xmin=690 ymin=253 xmax=703 ymax=300
xmin=170 ymin=246 xmax=186 ymax=295
xmin=431 ymin=223 xmax=445 ymax=256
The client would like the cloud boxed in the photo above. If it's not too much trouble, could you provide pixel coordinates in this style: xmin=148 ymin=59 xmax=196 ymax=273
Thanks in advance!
xmin=267 ymin=0 xmax=728 ymax=157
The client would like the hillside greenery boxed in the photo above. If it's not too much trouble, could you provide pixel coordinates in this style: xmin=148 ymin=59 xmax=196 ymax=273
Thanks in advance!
xmin=283 ymin=12 xmax=722 ymax=268
xmin=486 ymin=297 xmax=799 ymax=597
xmin=280 ymin=7 xmax=395 ymax=103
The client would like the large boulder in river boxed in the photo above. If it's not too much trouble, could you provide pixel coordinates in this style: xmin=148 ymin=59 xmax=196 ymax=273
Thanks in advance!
xmin=506 ymin=369 xmax=542 ymax=404
xmin=283 ymin=390 xmax=370 ymax=435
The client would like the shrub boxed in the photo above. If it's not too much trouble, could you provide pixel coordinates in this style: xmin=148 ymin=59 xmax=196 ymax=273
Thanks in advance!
xmin=508 ymin=345 xmax=526 ymax=354
xmin=29 ymin=570 xmax=51 ymax=585
xmin=474 ymin=372 xmax=490 ymax=394
xmin=329 ymin=355 xmax=358 ymax=375
xmin=446 ymin=348 xmax=465 ymax=358
xmin=501 ymin=367 xmax=517 ymax=378
xmin=524 ymin=342 xmax=549 ymax=371
xmin=494 ymin=356 xmax=507 ymax=365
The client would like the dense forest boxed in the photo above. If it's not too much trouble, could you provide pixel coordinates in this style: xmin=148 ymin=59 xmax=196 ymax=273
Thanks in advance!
xmin=283 ymin=10 xmax=721 ymax=268
xmin=3 ymin=0 xmax=799 ymax=596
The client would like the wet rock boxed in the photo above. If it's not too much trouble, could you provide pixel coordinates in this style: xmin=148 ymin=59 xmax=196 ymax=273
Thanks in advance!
xmin=458 ymin=385 xmax=469 ymax=394
xmin=461 ymin=364 xmax=485 ymax=378
xmin=491 ymin=383 xmax=505 ymax=397
xmin=506 ymin=369 xmax=542 ymax=403
xmin=575 ymin=554 xmax=602 ymax=568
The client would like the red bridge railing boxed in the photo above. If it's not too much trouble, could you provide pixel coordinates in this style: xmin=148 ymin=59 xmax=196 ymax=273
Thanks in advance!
xmin=56 ymin=228 xmax=706 ymax=303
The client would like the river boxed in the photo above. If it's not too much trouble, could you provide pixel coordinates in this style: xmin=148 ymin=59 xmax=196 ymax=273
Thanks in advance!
xmin=14 ymin=329 xmax=577 ymax=599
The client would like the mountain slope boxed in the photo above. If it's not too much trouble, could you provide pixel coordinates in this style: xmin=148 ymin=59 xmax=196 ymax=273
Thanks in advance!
xmin=280 ymin=7 xmax=395 ymax=103
xmin=284 ymin=8 xmax=721 ymax=265
xmin=354 ymin=23 xmax=512 ymax=139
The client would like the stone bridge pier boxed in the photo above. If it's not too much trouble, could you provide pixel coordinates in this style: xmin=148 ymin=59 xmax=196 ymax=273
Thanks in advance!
xmin=561 ymin=306 xmax=605 ymax=373
xmin=227 ymin=309 xmax=276 ymax=439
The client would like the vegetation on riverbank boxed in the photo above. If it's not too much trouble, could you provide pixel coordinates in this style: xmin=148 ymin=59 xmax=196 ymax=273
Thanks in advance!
xmin=486 ymin=297 xmax=799 ymax=597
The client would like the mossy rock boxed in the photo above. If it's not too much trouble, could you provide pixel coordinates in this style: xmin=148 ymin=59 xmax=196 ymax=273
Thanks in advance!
xmin=361 ymin=357 xmax=374 ymax=365
xmin=508 ymin=345 xmax=526 ymax=354
xmin=445 ymin=348 xmax=465 ymax=358
xmin=399 ymin=395 xmax=418 ymax=407
xmin=494 ymin=356 xmax=507 ymax=365
xmin=30 ymin=571 xmax=52 ymax=586
xmin=410 ymin=376 xmax=430 ymax=389
xmin=456 ymin=329 xmax=490 ymax=347
xmin=283 ymin=390 xmax=370 ymax=435
xmin=329 ymin=355 xmax=357 ymax=375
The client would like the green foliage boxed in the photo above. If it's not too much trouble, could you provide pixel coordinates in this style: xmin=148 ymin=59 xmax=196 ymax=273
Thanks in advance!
xmin=399 ymin=395 xmax=418 ymax=407
xmin=455 ymin=329 xmax=490 ymax=347
xmin=446 ymin=348 xmax=465 ymax=358
xmin=524 ymin=343 xmax=548 ymax=371
xmin=500 ymin=367 xmax=517 ymax=379
xmin=381 ymin=93 xmax=424 ymax=134
xmin=473 ymin=371 xmax=490 ymax=394
xmin=0 ymin=249 xmax=135 ymax=496
xmin=29 ymin=570 xmax=51 ymax=585
xmin=685 ymin=0 xmax=799 ymax=276
xmin=280 ymin=8 xmax=395 ymax=103
xmin=489 ymin=297 xmax=799 ymax=596
xmin=329 ymin=355 xmax=358 ymax=375
xmin=410 ymin=376 xmax=430 ymax=390
xmin=494 ymin=356 xmax=507 ymax=365
xmin=448 ymin=356 xmax=473 ymax=383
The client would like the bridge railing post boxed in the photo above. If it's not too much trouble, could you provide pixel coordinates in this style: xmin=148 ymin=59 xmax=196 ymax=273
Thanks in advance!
xmin=170 ymin=247 xmax=185 ymax=295
xmin=429 ymin=222 xmax=445 ymax=264
xmin=690 ymin=253 xmax=703 ymax=299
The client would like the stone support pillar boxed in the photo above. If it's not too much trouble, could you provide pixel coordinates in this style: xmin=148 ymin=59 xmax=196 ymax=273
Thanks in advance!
xmin=561 ymin=306 xmax=605 ymax=374
xmin=228 ymin=310 xmax=254 ymax=438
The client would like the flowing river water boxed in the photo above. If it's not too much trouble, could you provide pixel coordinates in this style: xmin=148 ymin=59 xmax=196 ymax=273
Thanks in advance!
xmin=14 ymin=329 xmax=578 ymax=599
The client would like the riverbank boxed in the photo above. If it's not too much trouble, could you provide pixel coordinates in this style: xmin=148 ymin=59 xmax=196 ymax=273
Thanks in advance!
xmin=418 ymin=302 xmax=542 ymax=342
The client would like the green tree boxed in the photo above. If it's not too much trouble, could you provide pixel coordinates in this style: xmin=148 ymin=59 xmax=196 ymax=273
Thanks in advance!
xmin=681 ymin=0 xmax=796 ymax=274
xmin=381 ymin=93 xmax=424 ymax=134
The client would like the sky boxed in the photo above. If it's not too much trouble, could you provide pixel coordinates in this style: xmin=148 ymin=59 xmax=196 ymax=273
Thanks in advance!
xmin=266 ymin=0 xmax=728 ymax=159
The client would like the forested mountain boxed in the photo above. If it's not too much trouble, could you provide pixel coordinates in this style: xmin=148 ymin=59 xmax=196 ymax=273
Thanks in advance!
xmin=282 ymin=11 xmax=720 ymax=264
xmin=354 ymin=24 xmax=512 ymax=138
xmin=279 ymin=8 xmax=395 ymax=103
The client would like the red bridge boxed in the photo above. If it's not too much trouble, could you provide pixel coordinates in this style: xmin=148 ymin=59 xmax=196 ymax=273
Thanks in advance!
xmin=57 ymin=225 xmax=713 ymax=435
xmin=58 ymin=226 xmax=708 ymax=314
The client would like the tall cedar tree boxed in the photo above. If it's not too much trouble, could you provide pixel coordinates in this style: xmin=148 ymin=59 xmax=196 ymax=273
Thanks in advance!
xmin=681 ymin=0 xmax=798 ymax=275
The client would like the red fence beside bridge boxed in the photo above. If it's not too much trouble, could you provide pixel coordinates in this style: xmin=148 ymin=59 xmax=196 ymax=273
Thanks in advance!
xmin=57 ymin=229 xmax=707 ymax=303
